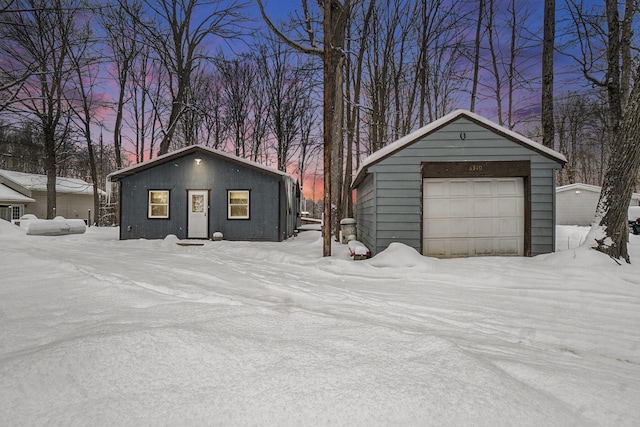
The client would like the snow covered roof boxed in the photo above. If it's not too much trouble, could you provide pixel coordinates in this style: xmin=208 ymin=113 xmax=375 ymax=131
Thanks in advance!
xmin=0 ymin=169 xmax=96 ymax=195
xmin=0 ymin=183 xmax=36 ymax=203
xmin=557 ymin=183 xmax=640 ymax=201
xmin=556 ymin=183 xmax=602 ymax=194
xmin=353 ymin=109 xmax=567 ymax=187
xmin=108 ymin=145 xmax=294 ymax=183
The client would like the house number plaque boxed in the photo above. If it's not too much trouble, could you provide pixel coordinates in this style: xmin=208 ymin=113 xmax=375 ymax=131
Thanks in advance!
xmin=469 ymin=164 xmax=483 ymax=172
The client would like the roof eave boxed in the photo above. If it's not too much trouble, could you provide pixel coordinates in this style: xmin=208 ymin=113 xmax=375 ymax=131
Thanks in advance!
xmin=108 ymin=145 xmax=292 ymax=182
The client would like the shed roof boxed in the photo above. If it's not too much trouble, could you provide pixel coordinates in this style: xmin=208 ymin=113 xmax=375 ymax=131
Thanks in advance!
xmin=0 ymin=169 xmax=96 ymax=195
xmin=108 ymin=145 xmax=294 ymax=182
xmin=557 ymin=183 xmax=640 ymax=201
xmin=0 ymin=183 xmax=36 ymax=203
xmin=353 ymin=109 xmax=567 ymax=187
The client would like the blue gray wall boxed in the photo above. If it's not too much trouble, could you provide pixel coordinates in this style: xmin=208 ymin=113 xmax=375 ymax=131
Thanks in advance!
xmin=355 ymin=116 xmax=562 ymax=256
xmin=118 ymin=151 xmax=295 ymax=241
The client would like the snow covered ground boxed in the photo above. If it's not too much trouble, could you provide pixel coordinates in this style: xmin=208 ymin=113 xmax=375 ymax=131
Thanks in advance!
xmin=0 ymin=221 xmax=638 ymax=426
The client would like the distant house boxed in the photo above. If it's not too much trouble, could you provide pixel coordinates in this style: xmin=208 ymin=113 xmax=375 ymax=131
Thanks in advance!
xmin=108 ymin=145 xmax=300 ymax=241
xmin=556 ymin=183 xmax=640 ymax=226
xmin=352 ymin=109 xmax=567 ymax=258
xmin=0 ymin=169 xmax=96 ymax=223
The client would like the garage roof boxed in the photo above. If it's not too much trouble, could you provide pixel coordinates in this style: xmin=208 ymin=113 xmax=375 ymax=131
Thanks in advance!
xmin=353 ymin=109 xmax=567 ymax=187
xmin=0 ymin=183 xmax=35 ymax=203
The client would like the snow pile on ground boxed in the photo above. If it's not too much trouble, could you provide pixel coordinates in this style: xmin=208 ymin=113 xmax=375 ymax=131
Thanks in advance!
xmin=16 ymin=214 xmax=86 ymax=236
xmin=0 ymin=222 xmax=638 ymax=426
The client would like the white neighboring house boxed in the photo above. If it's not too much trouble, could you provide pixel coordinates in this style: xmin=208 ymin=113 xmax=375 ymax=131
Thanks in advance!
xmin=0 ymin=169 xmax=98 ymax=224
xmin=556 ymin=183 xmax=640 ymax=226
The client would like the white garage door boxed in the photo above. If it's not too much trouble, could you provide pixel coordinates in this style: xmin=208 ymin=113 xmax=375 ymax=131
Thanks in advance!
xmin=423 ymin=177 xmax=524 ymax=258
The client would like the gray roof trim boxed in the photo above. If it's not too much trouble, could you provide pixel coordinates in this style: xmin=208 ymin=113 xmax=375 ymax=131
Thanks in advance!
xmin=352 ymin=109 xmax=567 ymax=188
xmin=108 ymin=145 xmax=293 ymax=182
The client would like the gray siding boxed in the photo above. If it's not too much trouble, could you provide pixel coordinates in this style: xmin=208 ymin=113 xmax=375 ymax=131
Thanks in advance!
xmin=356 ymin=117 xmax=563 ymax=257
xmin=119 ymin=151 xmax=289 ymax=241
xmin=355 ymin=173 xmax=375 ymax=251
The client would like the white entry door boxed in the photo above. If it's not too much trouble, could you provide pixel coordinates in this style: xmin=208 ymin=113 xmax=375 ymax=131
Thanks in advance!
xmin=423 ymin=177 xmax=524 ymax=258
xmin=188 ymin=190 xmax=208 ymax=238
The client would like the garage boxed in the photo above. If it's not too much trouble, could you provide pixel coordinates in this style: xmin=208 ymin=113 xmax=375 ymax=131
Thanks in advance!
xmin=352 ymin=109 xmax=566 ymax=258
xmin=423 ymin=177 xmax=524 ymax=257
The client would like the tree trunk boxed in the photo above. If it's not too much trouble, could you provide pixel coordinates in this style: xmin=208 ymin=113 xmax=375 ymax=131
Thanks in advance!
xmin=322 ymin=0 xmax=348 ymax=256
xmin=44 ymin=131 xmax=57 ymax=219
xmin=542 ymin=0 xmax=555 ymax=148
xmin=594 ymin=76 xmax=640 ymax=262
xmin=470 ymin=0 xmax=484 ymax=112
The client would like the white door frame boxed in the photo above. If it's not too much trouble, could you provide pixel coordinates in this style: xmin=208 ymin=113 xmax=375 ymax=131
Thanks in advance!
xmin=187 ymin=190 xmax=209 ymax=238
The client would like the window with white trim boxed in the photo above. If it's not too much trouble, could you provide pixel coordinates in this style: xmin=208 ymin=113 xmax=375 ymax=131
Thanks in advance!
xmin=11 ymin=206 xmax=22 ymax=220
xmin=228 ymin=190 xmax=249 ymax=219
xmin=148 ymin=190 xmax=169 ymax=218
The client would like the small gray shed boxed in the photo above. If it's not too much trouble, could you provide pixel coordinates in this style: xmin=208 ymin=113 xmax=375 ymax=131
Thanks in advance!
xmin=556 ymin=183 xmax=640 ymax=226
xmin=108 ymin=145 xmax=300 ymax=241
xmin=352 ymin=109 xmax=567 ymax=258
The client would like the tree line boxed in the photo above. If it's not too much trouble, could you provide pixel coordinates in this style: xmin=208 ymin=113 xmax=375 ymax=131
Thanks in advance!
xmin=1 ymin=0 xmax=639 ymax=260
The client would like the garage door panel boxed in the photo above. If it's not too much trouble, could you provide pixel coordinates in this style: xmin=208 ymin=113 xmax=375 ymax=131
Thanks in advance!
xmin=449 ymin=180 xmax=470 ymax=196
xmin=498 ymin=198 xmax=521 ymax=215
xmin=472 ymin=180 xmax=493 ymax=196
xmin=499 ymin=218 xmax=520 ymax=234
xmin=423 ymin=177 xmax=524 ymax=258
xmin=425 ymin=239 xmax=448 ymax=257
xmin=450 ymin=240 xmax=471 ymax=257
xmin=449 ymin=218 xmax=471 ymax=236
xmin=449 ymin=199 xmax=470 ymax=217
xmin=475 ymin=218 xmax=495 ymax=236
xmin=424 ymin=181 xmax=446 ymax=198
xmin=424 ymin=219 xmax=450 ymax=237
xmin=499 ymin=239 xmax=521 ymax=255
xmin=474 ymin=239 xmax=496 ymax=256
xmin=497 ymin=179 xmax=519 ymax=195
xmin=473 ymin=199 xmax=494 ymax=216
xmin=425 ymin=199 xmax=450 ymax=217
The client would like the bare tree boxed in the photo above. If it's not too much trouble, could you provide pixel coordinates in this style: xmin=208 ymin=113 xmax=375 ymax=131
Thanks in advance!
xmin=257 ymin=0 xmax=350 ymax=256
xmin=296 ymin=100 xmax=320 ymax=203
xmin=0 ymin=0 xmax=86 ymax=218
xmin=199 ymin=72 xmax=228 ymax=150
xmin=554 ymin=92 xmax=601 ymax=186
xmin=67 ymin=11 xmax=103 ymax=224
xmin=101 ymin=0 xmax=143 ymax=168
xmin=565 ymin=0 xmax=640 ymax=261
xmin=134 ymin=0 xmax=245 ymax=155
xmin=215 ymin=53 xmax=254 ymax=157
xmin=541 ymin=0 xmax=555 ymax=148
xmin=255 ymin=38 xmax=316 ymax=171
xmin=343 ymin=1 xmax=374 ymax=218
xmin=470 ymin=0 xmax=485 ymax=112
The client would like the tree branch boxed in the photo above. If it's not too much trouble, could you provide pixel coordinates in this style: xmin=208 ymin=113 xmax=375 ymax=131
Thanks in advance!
xmin=255 ymin=0 xmax=323 ymax=57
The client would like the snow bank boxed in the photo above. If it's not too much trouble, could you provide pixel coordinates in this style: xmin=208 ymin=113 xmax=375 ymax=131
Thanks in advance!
xmin=25 ymin=217 xmax=86 ymax=236
xmin=368 ymin=242 xmax=439 ymax=269
xmin=0 ymin=218 xmax=25 ymax=236
xmin=0 ymin=227 xmax=639 ymax=425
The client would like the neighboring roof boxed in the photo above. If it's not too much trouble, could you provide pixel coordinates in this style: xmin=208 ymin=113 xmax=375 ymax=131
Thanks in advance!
xmin=0 ymin=184 xmax=36 ymax=203
xmin=0 ymin=169 xmax=96 ymax=195
xmin=353 ymin=109 xmax=567 ymax=187
xmin=108 ymin=145 xmax=294 ymax=182
xmin=557 ymin=183 xmax=640 ymax=201
xmin=556 ymin=183 xmax=602 ymax=194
